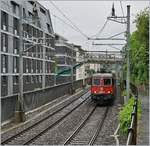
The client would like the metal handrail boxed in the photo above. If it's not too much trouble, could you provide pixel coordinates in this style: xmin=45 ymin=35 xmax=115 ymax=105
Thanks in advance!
xmin=126 ymin=84 xmax=138 ymax=145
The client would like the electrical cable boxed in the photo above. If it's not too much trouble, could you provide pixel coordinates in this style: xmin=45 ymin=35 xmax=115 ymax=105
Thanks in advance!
xmin=120 ymin=1 xmax=125 ymax=18
xmin=91 ymin=19 xmax=109 ymax=38
xmin=51 ymin=13 xmax=85 ymax=35
xmin=119 ymin=1 xmax=126 ymax=25
xmin=107 ymin=31 xmax=126 ymax=39
xmin=49 ymin=1 xmax=89 ymax=39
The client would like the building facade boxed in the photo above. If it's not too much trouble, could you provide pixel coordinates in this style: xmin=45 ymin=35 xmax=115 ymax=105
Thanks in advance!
xmin=0 ymin=0 xmax=55 ymax=97
xmin=55 ymin=34 xmax=76 ymax=84
xmin=75 ymin=45 xmax=90 ymax=80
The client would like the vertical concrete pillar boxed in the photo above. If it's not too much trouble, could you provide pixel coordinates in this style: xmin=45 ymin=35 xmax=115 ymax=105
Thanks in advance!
xmin=7 ymin=35 xmax=13 ymax=96
xmin=42 ymin=33 xmax=46 ymax=88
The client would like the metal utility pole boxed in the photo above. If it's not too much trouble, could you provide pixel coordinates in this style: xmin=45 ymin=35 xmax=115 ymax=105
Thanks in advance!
xmin=15 ymin=4 xmax=25 ymax=122
xmin=89 ymin=4 xmax=131 ymax=101
xmin=126 ymin=5 xmax=130 ymax=100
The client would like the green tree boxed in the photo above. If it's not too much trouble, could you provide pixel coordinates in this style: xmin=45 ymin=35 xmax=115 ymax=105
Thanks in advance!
xmin=130 ymin=8 xmax=149 ymax=85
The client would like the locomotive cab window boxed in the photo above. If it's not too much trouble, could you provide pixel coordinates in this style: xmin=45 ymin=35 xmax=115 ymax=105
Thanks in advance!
xmin=93 ymin=78 xmax=100 ymax=85
xmin=104 ymin=78 xmax=111 ymax=85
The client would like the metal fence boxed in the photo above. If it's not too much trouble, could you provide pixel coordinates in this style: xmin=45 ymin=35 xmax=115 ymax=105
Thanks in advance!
xmin=126 ymin=83 xmax=138 ymax=145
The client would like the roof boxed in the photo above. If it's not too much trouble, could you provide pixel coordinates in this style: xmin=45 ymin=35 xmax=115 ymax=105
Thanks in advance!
xmin=92 ymin=73 xmax=113 ymax=78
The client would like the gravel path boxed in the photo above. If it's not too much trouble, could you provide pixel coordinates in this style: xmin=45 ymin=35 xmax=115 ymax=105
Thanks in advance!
xmin=137 ymin=95 xmax=149 ymax=145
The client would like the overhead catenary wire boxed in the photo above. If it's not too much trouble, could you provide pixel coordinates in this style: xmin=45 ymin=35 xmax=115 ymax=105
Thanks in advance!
xmin=119 ymin=1 xmax=125 ymax=18
xmin=49 ymin=1 xmax=89 ymax=39
xmin=91 ymin=4 xmax=115 ymax=39
xmin=108 ymin=45 xmax=122 ymax=51
xmin=51 ymin=13 xmax=86 ymax=36
xmin=91 ymin=19 xmax=109 ymax=38
xmin=107 ymin=31 xmax=126 ymax=39
xmin=119 ymin=1 xmax=126 ymax=25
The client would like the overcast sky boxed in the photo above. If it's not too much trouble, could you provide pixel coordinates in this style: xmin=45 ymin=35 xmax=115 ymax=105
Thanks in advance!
xmin=39 ymin=1 xmax=149 ymax=51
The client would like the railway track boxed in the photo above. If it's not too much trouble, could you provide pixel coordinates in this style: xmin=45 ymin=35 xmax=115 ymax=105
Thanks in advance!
xmin=63 ymin=106 xmax=109 ymax=145
xmin=1 ymin=91 xmax=90 ymax=145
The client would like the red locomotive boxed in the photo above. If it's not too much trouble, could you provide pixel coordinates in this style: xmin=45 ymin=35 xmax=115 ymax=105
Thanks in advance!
xmin=91 ymin=73 xmax=116 ymax=104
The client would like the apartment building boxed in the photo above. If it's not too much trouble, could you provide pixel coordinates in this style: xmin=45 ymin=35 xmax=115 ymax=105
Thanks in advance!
xmin=55 ymin=34 xmax=76 ymax=84
xmin=75 ymin=45 xmax=90 ymax=80
xmin=0 ymin=0 xmax=55 ymax=97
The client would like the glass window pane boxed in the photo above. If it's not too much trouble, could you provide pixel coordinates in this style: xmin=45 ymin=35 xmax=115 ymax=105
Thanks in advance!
xmin=104 ymin=79 xmax=111 ymax=85
xmin=93 ymin=78 xmax=100 ymax=85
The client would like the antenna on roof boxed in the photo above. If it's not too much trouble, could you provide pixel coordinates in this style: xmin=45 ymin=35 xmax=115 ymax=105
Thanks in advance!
xmin=111 ymin=3 xmax=115 ymax=17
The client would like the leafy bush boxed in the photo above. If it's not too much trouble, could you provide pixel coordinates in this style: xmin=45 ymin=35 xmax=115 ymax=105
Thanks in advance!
xmin=119 ymin=96 xmax=142 ymax=134
xmin=122 ymin=90 xmax=127 ymax=97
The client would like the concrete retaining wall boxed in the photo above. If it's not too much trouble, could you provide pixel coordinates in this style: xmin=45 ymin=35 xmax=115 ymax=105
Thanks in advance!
xmin=1 ymin=78 xmax=90 ymax=123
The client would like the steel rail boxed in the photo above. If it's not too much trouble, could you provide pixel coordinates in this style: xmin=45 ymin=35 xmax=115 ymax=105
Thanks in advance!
xmin=23 ymin=94 xmax=91 ymax=145
xmin=1 ymin=90 xmax=90 ymax=145
xmin=63 ymin=105 xmax=97 ymax=145
xmin=89 ymin=107 xmax=109 ymax=145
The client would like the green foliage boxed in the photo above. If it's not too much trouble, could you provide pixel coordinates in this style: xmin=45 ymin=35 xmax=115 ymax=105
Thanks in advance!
xmin=119 ymin=96 xmax=142 ymax=135
xmin=122 ymin=90 xmax=127 ymax=97
xmin=123 ymin=8 xmax=149 ymax=85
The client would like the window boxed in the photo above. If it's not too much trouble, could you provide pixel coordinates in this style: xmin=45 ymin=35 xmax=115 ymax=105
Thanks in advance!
xmin=37 ymin=46 xmax=41 ymax=58
xmin=2 ymin=55 xmax=7 ymax=73
xmin=93 ymin=78 xmax=100 ymax=85
xmin=32 ymin=27 xmax=36 ymax=37
xmin=1 ymin=11 xmax=8 ymax=31
xmin=31 ymin=76 xmax=34 ymax=83
xmin=56 ymin=47 xmax=66 ymax=55
xmin=47 ymin=23 xmax=51 ymax=33
xmin=13 ymin=17 xmax=19 ymax=35
xmin=13 ymin=57 xmax=18 ymax=73
xmin=23 ymin=8 xmax=26 ymax=18
xmin=57 ymin=57 xmax=65 ymax=64
xmin=13 ymin=37 xmax=19 ymax=54
xmin=26 ymin=59 xmax=29 ymax=73
xmin=39 ymin=75 xmax=42 ymax=83
xmin=36 ymin=60 xmax=38 ymax=73
xmin=112 ymin=79 xmax=115 ymax=85
xmin=48 ymin=62 xmax=51 ymax=73
xmin=104 ymin=78 xmax=112 ymax=86
xmin=1 ymin=33 xmax=8 ymax=52
xmin=26 ymin=76 xmax=30 ymax=84
xmin=11 ymin=1 xmax=17 ymax=14
xmin=31 ymin=60 xmax=33 ymax=73
xmin=40 ymin=61 xmax=42 ymax=73
xmin=36 ymin=76 xmax=39 ymax=83
xmin=40 ymin=7 xmax=46 ymax=15
xmin=13 ymin=76 xmax=19 ymax=85
xmin=28 ymin=11 xmax=33 ymax=19
xmin=2 ymin=76 xmax=7 ymax=86
xmin=45 ymin=62 xmax=47 ymax=73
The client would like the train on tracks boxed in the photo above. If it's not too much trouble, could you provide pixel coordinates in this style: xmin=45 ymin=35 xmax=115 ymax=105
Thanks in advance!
xmin=91 ymin=73 xmax=116 ymax=104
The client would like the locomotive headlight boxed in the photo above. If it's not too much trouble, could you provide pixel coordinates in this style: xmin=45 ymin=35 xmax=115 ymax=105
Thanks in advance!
xmin=94 ymin=91 xmax=97 ymax=93
xmin=107 ymin=91 xmax=111 ymax=93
